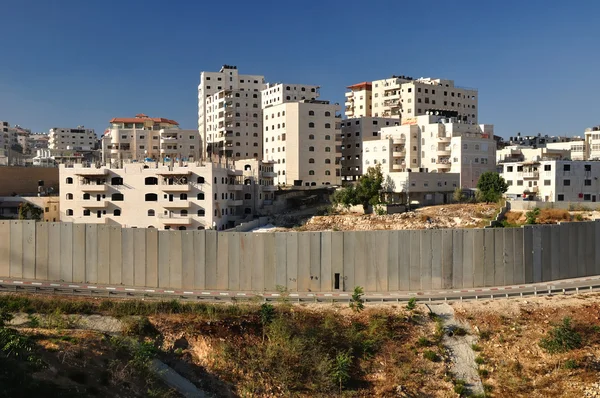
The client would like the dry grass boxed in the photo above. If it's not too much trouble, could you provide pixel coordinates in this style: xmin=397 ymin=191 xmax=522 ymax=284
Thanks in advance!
xmin=537 ymin=209 xmax=571 ymax=224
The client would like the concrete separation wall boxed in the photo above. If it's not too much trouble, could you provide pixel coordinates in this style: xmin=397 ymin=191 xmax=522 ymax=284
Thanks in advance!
xmin=0 ymin=220 xmax=598 ymax=293
xmin=510 ymin=200 xmax=600 ymax=211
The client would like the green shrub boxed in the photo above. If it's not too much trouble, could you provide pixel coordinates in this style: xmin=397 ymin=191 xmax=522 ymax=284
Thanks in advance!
xmin=332 ymin=350 xmax=353 ymax=393
xmin=454 ymin=326 xmax=468 ymax=337
xmin=474 ymin=355 xmax=485 ymax=365
xmin=122 ymin=317 xmax=158 ymax=337
xmin=423 ymin=349 xmax=439 ymax=362
xmin=406 ymin=297 xmax=417 ymax=311
xmin=479 ymin=330 xmax=492 ymax=340
xmin=453 ymin=379 xmax=466 ymax=395
xmin=563 ymin=359 xmax=578 ymax=369
xmin=349 ymin=286 xmax=365 ymax=313
xmin=539 ymin=317 xmax=582 ymax=354
xmin=477 ymin=368 xmax=489 ymax=378
xmin=416 ymin=337 xmax=430 ymax=347
xmin=525 ymin=208 xmax=540 ymax=224
xmin=471 ymin=343 xmax=482 ymax=351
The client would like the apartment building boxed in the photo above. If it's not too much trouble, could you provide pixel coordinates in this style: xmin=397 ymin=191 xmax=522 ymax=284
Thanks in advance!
xmin=262 ymin=98 xmax=341 ymax=187
xmin=501 ymin=160 xmax=600 ymax=203
xmin=0 ymin=121 xmax=9 ymax=152
xmin=102 ymin=114 xmax=200 ymax=163
xmin=345 ymin=75 xmax=478 ymax=124
xmin=504 ymin=132 xmax=582 ymax=148
xmin=584 ymin=125 xmax=600 ymax=160
xmin=198 ymin=65 xmax=266 ymax=160
xmin=362 ymin=115 xmax=496 ymax=188
xmin=60 ymin=160 xmax=274 ymax=230
xmin=49 ymin=126 xmax=96 ymax=151
xmin=497 ymin=145 xmax=571 ymax=164
xmin=340 ymin=117 xmax=399 ymax=182
xmin=262 ymin=83 xmax=319 ymax=108
xmin=28 ymin=133 xmax=49 ymax=151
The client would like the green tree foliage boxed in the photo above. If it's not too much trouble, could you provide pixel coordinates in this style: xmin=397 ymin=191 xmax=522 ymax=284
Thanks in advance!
xmin=349 ymin=286 xmax=365 ymax=313
xmin=331 ymin=165 xmax=384 ymax=212
xmin=453 ymin=187 xmax=465 ymax=203
xmin=476 ymin=172 xmax=508 ymax=203
xmin=539 ymin=317 xmax=582 ymax=354
xmin=18 ymin=202 xmax=42 ymax=221
xmin=332 ymin=349 xmax=353 ymax=393
xmin=525 ymin=207 xmax=541 ymax=224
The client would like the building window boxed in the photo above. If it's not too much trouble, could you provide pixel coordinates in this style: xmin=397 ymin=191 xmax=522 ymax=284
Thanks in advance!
xmin=325 ymin=135 xmax=331 ymax=140
xmin=180 ymin=210 xmax=188 ymax=216
xmin=544 ymin=164 xmax=551 ymax=171
xmin=309 ymin=122 xmax=315 ymax=128
xmin=112 ymin=193 xmax=124 ymax=201
xmin=66 ymin=177 xmax=73 ymax=184
xmin=309 ymin=134 xmax=315 ymax=140
xmin=180 ymin=193 xmax=187 ymax=200
xmin=325 ymin=159 xmax=331 ymax=164
xmin=197 ymin=209 xmax=205 ymax=216
xmin=147 ymin=209 xmax=155 ymax=216
xmin=114 ymin=209 xmax=121 ymax=216
xmin=83 ymin=210 xmax=90 ymax=216
xmin=244 ymin=193 xmax=251 ymax=199
xmin=564 ymin=164 xmax=571 ymax=171
xmin=197 ymin=176 xmax=205 ymax=184
xmin=66 ymin=209 xmax=73 ymax=216
xmin=585 ymin=179 xmax=592 ymax=186
xmin=309 ymin=158 xmax=315 ymax=163
xmin=308 ymin=110 xmax=315 ymax=116
xmin=110 ymin=177 xmax=123 ymax=185
xmin=517 ymin=180 xmax=523 ymax=186
xmin=145 ymin=193 xmax=158 ymax=201
xmin=309 ymin=146 xmax=315 ymax=152
xmin=506 ymin=166 xmax=513 ymax=172
xmin=557 ymin=194 xmax=565 ymax=201
xmin=564 ymin=179 xmax=571 ymax=186
xmin=544 ymin=180 xmax=551 ymax=186
xmin=83 ymin=193 xmax=90 ymax=200
xmin=325 ymin=170 xmax=331 ymax=175
xmin=66 ymin=193 xmax=73 ymax=200
xmin=584 ymin=194 xmax=591 ymax=201
xmin=325 ymin=147 xmax=331 ymax=152
xmin=145 ymin=177 xmax=158 ymax=185
xmin=585 ymin=164 xmax=592 ymax=171
xmin=309 ymin=170 xmax=315 ymax=175
xmin=325 ymin=123 xmax=331 ymax=128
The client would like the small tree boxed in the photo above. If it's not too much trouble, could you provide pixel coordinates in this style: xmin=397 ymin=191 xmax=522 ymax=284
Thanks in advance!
xmin=349 ymin=286 xmax=364 ymax=313
xmin=453 ymin=187 xmax=465 ymax=203
xmin=476 ymin=172 xmax=508 ymax=204
xmin=332 ymin=349 xmax=353 ymax=393
xmin=331 ymin=165 xmax=384 ymax=213
xmin=18 ymin=202 xmax=42 ymax=221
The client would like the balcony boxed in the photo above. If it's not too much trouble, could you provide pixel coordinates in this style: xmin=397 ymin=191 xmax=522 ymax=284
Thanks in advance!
xmin=162 ymin=201 xmax=190 ymax=209
xmin=392 ymin=148 xmax=406 ymax=157
xmin=522 ymin=171 xmax=539 ymax=179
xmin=262 ymin=185 xmax=277 ymax=192
xmin=156 ymin=169 xmax=191 ymax=176
xmin=227 ymin=169 xmax=243 ymax=176
xmin=80 ymin=184 xmax=107 ymax=192
xmin=74 ymin=168 xmax=108 ymax=176
xmin=437 ymin=135 xmax=451 ymax=143
xmin=392 ymin=138 xmax=406 ymax=145
xmin=161 ymin=184 xmax=191 ymax=192
xmin=392 ymin=164 xmax=403 ymax=171
xmin=262 ymin=171 xmax=277 ymax=178
xmin=158 ymin=215 xmax=191 ymax=225
xmin=436 ymin=147 xmax=451 ymax=156
xmin=79 ymin=200 xmax=107 ymax=208
xmin=227 ymin=184 xmax=243 ymax=191
xmin=227 ymin=199 xmax=244 ymax=206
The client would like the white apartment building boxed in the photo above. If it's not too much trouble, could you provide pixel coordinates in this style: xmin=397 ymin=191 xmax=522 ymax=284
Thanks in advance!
xmin=262 ymin=83 xmax=319 ymax=108
xmin=340 ymin=117 xmax=399 ymax=181
xmin=49 ymin=126 xmax=96 ymax=151
xmin=60 ymin=160 xmax=274 ymax=231
xmin=497 ymin=145 xmax=571 ymax=164
xmin=102 ymin=114 xmax=200 ymax=163
xmin=198 ymin=65 xmax=266 ymax=160
xmin=584 ymin=125 xmax=600 ymax=160
xmin=362 ymin=115 xmax=496 ymax=188
xmin=262 ymin=99 xmax=341 ymax=187
xmin=501 ymin=160 xmax=600 ymax=203
xmin=345 ymin=75 xmax=478 ymax=124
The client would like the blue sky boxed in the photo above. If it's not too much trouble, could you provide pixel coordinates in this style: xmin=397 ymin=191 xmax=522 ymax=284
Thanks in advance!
xmin=0 ymin=0 xmax=598 ymax=138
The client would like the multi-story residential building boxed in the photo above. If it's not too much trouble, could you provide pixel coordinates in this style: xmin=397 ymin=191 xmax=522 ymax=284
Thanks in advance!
xmin=345 ymin=75 xmax=478 ymax=124
xmin=198 ymin=65 xmax=266 ymax=160
xmin=504 ymin=132 xmax=582 ymax=148
xmin=262 ymin=98 xmax=341 ymax=187
xmin=584 ymin=125 xmax=600 ymax=160
xmin=102 ymin=114 xmax=200 ymax=163
xmin=501 ymin=160 xmax=600 ymax=203
xmin=49 ymin=126 xmax=96 ymax=151
xmin=0 ymin=121 xmax=9 ymax=152
xmin=262 ymin=83 xmax=319 ymax=108
xmin=60 ymin=159 xmax=274 ymax=230
xmin=340 ymin=117 xmax=399 ymax=182
xmin=496 ymin=145 xmax=571 ymax=164
xmin=380 ymin=171 xmax=460 ymax=206
xmin=362 ymin=115 xmax=496 ymax=188
xmin=27 ymin=133 xmax=49 ymax=151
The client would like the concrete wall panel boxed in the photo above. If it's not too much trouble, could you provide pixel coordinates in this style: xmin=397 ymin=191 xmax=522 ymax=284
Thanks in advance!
xmin=252 ymin=233 xmax=265 ymax=292
xmin=205 ymin=231 xmax=217 ymax=290
xmin=297 ymin=233 xmax=310 ymax=291
xmin=494 ymin=228 xmax=504 ymax=287
xmin=227 ymin=232 xmax=240 ymax=291
xmin=342 ymin=232 xmax=355 ymax=292
xmin=548 ymin=225 xmax=560 ymax=281
xmin=431 ymin=230 xmax=442 ymax=290
xmin=72 ymin=224 xmax=86 ymax=284
xmin=462 ymin=229 xmax=475 ymax=288
xmin=275 ymin=233 xmax=287 ymax=290
xmin=441 ymin=230 xmax=453 ymax=290
xmin=420 ymin=231 xmax=432 ymax=291
xmin=263 ymin=233 xmax=276 ymax=291
xmin=193 ymin=231 xmax=206 ymax=290
xmin=309 ymin=232 xmax=321 ymax=292
xmin=503 ymin=228 xmax=515 ymax=286
xmin=169 ymin=231 xmax=183 ymax=290
xmin=121 ymin=228 xmax=134 ymax=286
xmin=585 ymin=222 xmax=595 ymax=276
xmin=9 ymin=221 xmax=23 ymax=278
xmin=320 ymin=232 xmax=332 ymax=291
xmin=387 ymin=231 xmax=399 ymax=292
xmin=567 ymin=223 xmax=578 ymax=279
xmin=22 ymin=221 xmax=36 ymax=280
xmin=523 ymin=226 xmax=534 ymax=283
xmin=145 ymin=228 xmax=158 ymax=287
xmin=181 ymin=231 xmax=195 ymax=290
xmin=59 ymin=223 xmax=73 ymax=282
xmin=239 ymin=233 xmax=254 ymax=291
xmin=331 ymin=232 xmax=344 ymax=291
xmin=512 ymin=228 xmax=524 ymax=285
xmin=472 ymin=229 xmax=484 ymax=288
xmin=483 ymin=229 xmax=495 ymax=287
xmin=576 ymin=223 xmax=586 ymax=277
xmin=409 ymin=230 xmax=421 ymax=291
xmin=133 ymin=228 xmax=146 ymax=287
xmin=0 ymin=222 xmax=9 ymax=277
xmin=532 ymin=226 xmax=543 ymax=283
xmin=452 ymin=230 xmax=463 ymax=289
xmin=157 ymin=232 xmax=170 ymax=288
xmin=595 ymin=221 xmax=600 ymax=275
xmin=398 ymin=231 xmax=411 ymax=291
xmin=216 ymin=232 xmax=229 ymax=290
xmin=285 ymin=232 xmax=298 ymax=292
xmin=96 ymin=225 xmax=110 ymax=285
xmin=35 ymin=222 xmax=49 ymax=281
xmin=108 ymin=227 xmax=122 ymax=285
xmin=353 ymin=232 xmax=367 ymax=290
xmin=84 ymin=224 xmax=98 ymax=284
xmin=365 ymin=231 xmax=379 ymax=292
